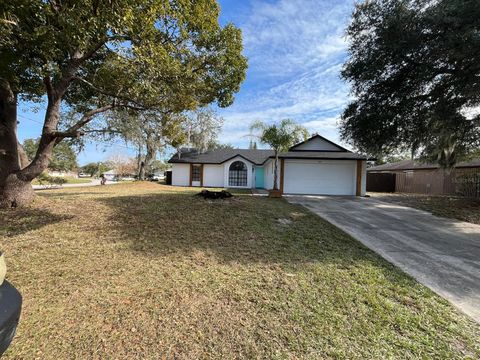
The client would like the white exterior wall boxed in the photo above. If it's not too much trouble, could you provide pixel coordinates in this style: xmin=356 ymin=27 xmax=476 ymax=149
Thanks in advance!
xmin=223 ymin=156 xmax=254 ymax=188
xmin=171 ymin=163 xmax=190 ymax=186
xmin=263 ymin=159 xmax=280 ymax=190
xmin=203 ymin=164 xmax=224 ymax=187
xmin=283 ymin=159 xmax=357 ymax=195
xmin=293 ymin=137 xmax=342 ymax=151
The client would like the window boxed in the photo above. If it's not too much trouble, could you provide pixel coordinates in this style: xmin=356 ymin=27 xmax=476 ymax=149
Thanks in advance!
xmin=229 ymin=161 xmax=247 ymax=187
xmin=192 ymin=165 xmax=201 ymax=182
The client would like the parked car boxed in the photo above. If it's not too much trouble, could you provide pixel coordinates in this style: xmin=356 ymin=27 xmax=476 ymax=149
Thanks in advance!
xmin=148 ymin=173 xmax=165 ymax=181
xmin=0 ymin=252 xmax=22 ymax=356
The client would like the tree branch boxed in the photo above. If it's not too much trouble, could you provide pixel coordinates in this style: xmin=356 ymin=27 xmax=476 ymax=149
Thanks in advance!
xmin=74 ymin=77 xmax=149 ymax=108
xmin=43 ymin=76 xmax=55 ymax=101
xmin=53 ymin=104 xmax=115 ymax=141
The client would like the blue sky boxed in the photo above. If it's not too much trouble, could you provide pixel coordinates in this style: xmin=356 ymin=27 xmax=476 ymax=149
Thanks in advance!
xmin=16 ymin=0 xmax=355 ymax=165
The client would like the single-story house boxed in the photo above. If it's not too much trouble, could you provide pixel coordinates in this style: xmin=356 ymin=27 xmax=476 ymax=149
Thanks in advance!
xmin=102 ymin=169 xmax=117 ymax=181
xmin=367 ymin=159 xmax=480 ymax=197
xmin=47 ymin=170 xmax=78 ymax=178
xmin=168 ymin=134 xmax=367 ymax=196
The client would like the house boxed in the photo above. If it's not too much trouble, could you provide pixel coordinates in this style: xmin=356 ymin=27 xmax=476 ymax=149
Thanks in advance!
xmin=367 ymin=159 xmax=480 ymax=197
xmin=168 ymin=135 xmax=367 ymax=196
xmin=46 ymin=170 xmax=78 ymax=178
xmin=102 ymin=169 xmax=117 ymax=181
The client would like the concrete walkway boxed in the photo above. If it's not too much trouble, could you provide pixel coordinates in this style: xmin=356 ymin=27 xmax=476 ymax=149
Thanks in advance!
xmin=287 ymin=195 xmax=480 ymax=323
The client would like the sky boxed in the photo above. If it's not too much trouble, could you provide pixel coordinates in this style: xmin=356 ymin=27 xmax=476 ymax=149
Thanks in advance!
xmin=16 ymin=0 xmax=355 ymax=166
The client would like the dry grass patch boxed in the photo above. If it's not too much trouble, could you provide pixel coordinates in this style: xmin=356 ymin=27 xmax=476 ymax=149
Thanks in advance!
xmin=368 ymin=192 xmax=480 ymax=225
xmin=1 ymin=182 xmax=479 ymax=359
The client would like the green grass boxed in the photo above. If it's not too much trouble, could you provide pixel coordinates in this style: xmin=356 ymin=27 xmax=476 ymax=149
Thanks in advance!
xmin=1 ymin=183 xmax=479 ymax=359
xmin=368 ymin=192 xmax=480 ymax=225
xmin=32 ymin=176 xmax=93 ymax=185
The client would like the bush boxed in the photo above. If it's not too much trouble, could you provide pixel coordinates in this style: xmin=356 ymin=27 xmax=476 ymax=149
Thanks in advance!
xmin=36 ymin=173 xmax=67 ymax=186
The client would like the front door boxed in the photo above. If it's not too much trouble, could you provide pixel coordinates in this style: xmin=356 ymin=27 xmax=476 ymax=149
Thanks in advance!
xmin=191 ymin=164 xmax=202 ymax=187
xmin=255 ymin=167 xmax=264 ymax=188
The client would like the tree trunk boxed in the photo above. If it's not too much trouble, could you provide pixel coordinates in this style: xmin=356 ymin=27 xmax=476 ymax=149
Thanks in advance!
xmin=19 ymin=95 xmax=61 ymax=181
xmin=0 ymin=79 xmax=65 ymax=207
xmin=273 ymin=152 xmax=279 ymax=190
xmin=17 ymin=142 xmax=30 ymax=169
xmin=138 ymin=161 xmax=146 ymax=180
xmin=143 ymin=133 xmax=156 ymax=179
xmin=0 ymin=173 xmax=35 ymax=208
xmin=0 ymin=81 xmax=35 ymax=207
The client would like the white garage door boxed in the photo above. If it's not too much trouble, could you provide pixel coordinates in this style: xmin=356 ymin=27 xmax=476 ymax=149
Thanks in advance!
xmin=283 ymin=160 xmax=356 ymax=195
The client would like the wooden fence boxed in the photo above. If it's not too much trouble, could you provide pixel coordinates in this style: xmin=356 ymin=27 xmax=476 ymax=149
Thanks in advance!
xmin=393 ymin=168 xmax=480 ymax=197
xmin=366 ymin=173 xmax=396 ymax=192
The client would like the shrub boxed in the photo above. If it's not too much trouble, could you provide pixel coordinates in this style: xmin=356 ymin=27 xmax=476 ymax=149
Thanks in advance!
xmin=36 ymin=173 xmax=67 ymax=186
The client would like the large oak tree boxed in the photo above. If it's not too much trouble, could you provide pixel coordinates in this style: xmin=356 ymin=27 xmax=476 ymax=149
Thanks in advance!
xmin=341 ymin=0 xmax=480 ymax=167
xmin=0 ymin=0 xmax=247 ymax=207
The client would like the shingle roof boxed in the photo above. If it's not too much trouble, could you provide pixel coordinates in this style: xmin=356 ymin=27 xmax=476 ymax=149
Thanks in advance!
xmin=168 ymin=149 xmax=275 ymax=165
xmin=278 ymin=151 xmax=367 ymax=160
xmin=168 ymin=148 xmax=368 ymax=164
xmin=368 ymin=159 xmax=480 ymax=171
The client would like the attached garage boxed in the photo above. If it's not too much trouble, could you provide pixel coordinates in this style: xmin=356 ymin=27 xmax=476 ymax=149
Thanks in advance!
xmin=283 ymin=159 xmax=357 ymax=195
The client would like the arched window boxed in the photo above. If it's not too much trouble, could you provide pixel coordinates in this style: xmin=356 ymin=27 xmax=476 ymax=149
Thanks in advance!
xmin=229 ymin=161 xmax=247 ymax=187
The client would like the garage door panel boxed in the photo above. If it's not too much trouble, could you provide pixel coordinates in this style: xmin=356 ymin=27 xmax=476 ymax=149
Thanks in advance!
xmin=284 ymin=160 xmax=356 ymax=195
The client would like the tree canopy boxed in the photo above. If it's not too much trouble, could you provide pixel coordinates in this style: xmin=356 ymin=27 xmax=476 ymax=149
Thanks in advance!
xmin=81 ymin=162 xmax=109 ymax=177
xmin=251 ymin=119 xmax=308 ymax=154
xmin=341 ymin=0 xmax=480 ymax=168
xmin=0 ymin=0 xmax=247 ymax=206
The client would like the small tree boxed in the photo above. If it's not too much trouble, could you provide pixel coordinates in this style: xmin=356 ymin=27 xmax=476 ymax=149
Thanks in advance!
xmin=107 ymin=154 xmax=137 ymax=178
xmin=250 ymin=119 xmax=308 ymax=191
xmin=81 ymin=162 xmax=109 ymax=177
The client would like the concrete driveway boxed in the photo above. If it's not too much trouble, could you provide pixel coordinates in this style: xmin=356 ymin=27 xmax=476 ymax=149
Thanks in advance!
xmin=287 ymin=195 xmax=480 ymax=323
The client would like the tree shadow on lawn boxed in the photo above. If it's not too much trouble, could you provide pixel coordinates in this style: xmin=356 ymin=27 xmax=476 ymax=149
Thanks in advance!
xmin=39 ymin=191 xmax=110 ymax=198
xmin=0 ymin=206 xmax=74 ymax=237
xmin=98 ymin=191 xmax=417 ymax=286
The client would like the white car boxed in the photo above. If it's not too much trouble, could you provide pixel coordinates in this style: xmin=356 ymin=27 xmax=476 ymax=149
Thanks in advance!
xmin=151 ymin=174 xmax=165 ymax=181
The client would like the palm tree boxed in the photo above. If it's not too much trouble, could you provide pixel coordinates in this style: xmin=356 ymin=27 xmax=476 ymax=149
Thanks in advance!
xmin=250 ymin=119 xmax=308 ymax=192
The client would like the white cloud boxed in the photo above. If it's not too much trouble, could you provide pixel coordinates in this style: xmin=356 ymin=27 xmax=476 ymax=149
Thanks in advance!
xmin=217 ymin=0 xmax=354 ymax=149
xmin=242 ymin=0 xmax=352 ymax=78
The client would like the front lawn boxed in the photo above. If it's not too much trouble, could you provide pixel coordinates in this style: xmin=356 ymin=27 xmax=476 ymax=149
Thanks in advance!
xmin=368 ymin=192 xmax=480 ymax=225
xmin=1 ymin=183 xmax=479 ymax=359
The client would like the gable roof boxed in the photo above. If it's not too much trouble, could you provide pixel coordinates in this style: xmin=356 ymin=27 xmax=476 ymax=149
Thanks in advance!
xmin=289 ymin=134 xmax=349 ymax=152
xmin=368 ymin=159 xmax=480 ymax=172
xmin=278 ymin=151 xmax=367 ymax=160
xmin=168 ymin=148 xmax=275 ymax=165
xmin=168 ymin=135 xmax=367 ymax=165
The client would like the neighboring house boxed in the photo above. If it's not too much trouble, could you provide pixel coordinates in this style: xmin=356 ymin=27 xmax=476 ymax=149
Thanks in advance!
xmin=102 ymin=170 xmax=117 ymax=181
xmin=46 ymin=170 xmax=78 ymax=178
xmin=367 ymin=159 xmax=480 ymax=197
xmin=168 ymin=135 xmax=367 ymax=196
